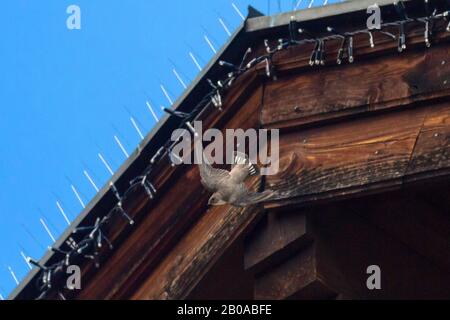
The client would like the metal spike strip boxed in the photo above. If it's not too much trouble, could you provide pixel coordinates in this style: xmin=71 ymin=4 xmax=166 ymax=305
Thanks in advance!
xmin=22 ymin=4 xmax=448 ymax=299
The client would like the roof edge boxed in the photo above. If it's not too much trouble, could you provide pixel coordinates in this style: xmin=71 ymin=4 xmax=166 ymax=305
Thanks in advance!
xmin=246 ymin=0 xmax=413 ymax=32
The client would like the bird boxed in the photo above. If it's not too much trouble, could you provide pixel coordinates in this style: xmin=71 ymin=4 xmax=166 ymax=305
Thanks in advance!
xmin=198 ymin=151 xmax=278 ymax=207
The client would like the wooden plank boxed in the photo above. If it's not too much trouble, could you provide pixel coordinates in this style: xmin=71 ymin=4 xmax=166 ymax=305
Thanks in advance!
xmin=346 ymin=192 xmax=450 ymax=271
xmin=131 ymin=203 xmax=262 ymax=299
xmin=310 ymin=203 xmax=450 ymax=299
xmin=406 ymin=103 xmax=450 ymax=177
xmin=261 ymin=43 xmax=450 ymax=129
xmin=68 ymin=72 xmax=266 ymax=299
xmin=254 ymin=243 xmax=330 ymax=300
xmin=265 ymin=107 xmax=428 ymax=208
xmin=187 ymin=241 xmax=254 ymax=300
xmin=244 ymin=209 xmax=313 ymax=274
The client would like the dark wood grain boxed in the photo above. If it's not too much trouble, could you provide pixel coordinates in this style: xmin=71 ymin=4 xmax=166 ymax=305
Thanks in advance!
xmin=261 ymin=44 xmax=450 ymax=129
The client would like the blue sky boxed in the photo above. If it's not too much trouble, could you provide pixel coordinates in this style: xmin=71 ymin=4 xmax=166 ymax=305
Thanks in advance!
xmin=0 ymin=0 xmax=341 ymax=297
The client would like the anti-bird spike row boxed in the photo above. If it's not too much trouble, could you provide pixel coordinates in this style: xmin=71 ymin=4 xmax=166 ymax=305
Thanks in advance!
xmin=327 ymin=26 xmax=353 ymax=64
xmin=363 ymin=30 xmax=375 ymax=48
xmin=394 ymin=1 xmax=409 ymax=20
xmin=265 ymin=57 xmax=274 ymax=78
xmin=189 ymin=51 xmax=202 ymax=72
xmin=51 ymin=247 xmax=72 ymax=266
xmin=289 ymin=16 xmax=298 ymax=44
xmin=160 ymin=84 xmax=174 ymax=105
xmin=40 ymin=217 xmax=56 ymax=243
xmin=168 ymin=150 xmax=183 ymax=167
xmin=445 ymin=0 xmax=450 ymax=31
xmin=84 ymin=169 xmax=100 ymax=192
xmin=28 ymin=258 xmax=47 ymax=271
xmin=8 ymin=266 xmax=19 ymax=285
xmin=56 ymin=201 xmax=71 ymax=226
xmin=109 ymin=182 xmax=134 ymax=225
xmin=150 ymin=146 xmax=165 ymax=164
xmin=114 ymin=135 xmax=129 ymax=158
xmin=447 ymin=13 xmax=450 ymax=32
xmin=20 ymin=251 xmax=32 ymax=270
xmin=146 ymin=101 xmax=159 ymax=123
xmin=65 ymin=237 xmax=78 ymax=250
xmin=348 ymin=36 xmax=354 ymax=63
xmin=264 ymin=39 xmax=270 ymax=53
xmin=218 ymin=17 xmax=232 ymax=37
xmin=204 ymin=35 xmax=217 ymax=54
xmin=18 ymin=5 xmax=450 ymax=300
xmin=71 ymin=184 xmax=86 ymax=209
xmin=231 ymin=2 xmax=245 ymax=21
xmin=185 ymin=121 xmax=199 ymax=137
xmin=309 ymin=40 xmax=319 ymax=66
xmin=28 ymin=258 xmax=57 ymax=290
xmin=172 ymin=68 xmax=188 ymax=89
xmin=141 ymin=175 xmax=157 ymax=199
xmin=421 ymin=1 xmax=437 ymax=47
xmin=239 ymin=47 xmax=252 ymax=70
xmin=73 ymin=217 xmax=113 ymax=250
xmin=219 ymin=60 xmax=238 ymax=71
xmin=162 ymin=106 xmax=186 ymax=118
xmin=98 ymin=153 xmax=114 ymax=176
xmin=207 ymin=79 xmax=223 ymax=110
xmin=130 ymin=116 xmax=145 ymax=140
xmin=318 ymin=39 xmax=326 ymax=65
xmin=394 ymin=1 xmax=408 ymax=52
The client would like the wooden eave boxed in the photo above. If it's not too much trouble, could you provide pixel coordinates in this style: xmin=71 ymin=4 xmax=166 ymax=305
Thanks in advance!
xmin=11 ymin=0 xmax=450 ymax=300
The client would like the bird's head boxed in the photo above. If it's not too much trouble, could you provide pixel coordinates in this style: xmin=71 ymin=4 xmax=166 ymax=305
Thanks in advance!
xmin=208 ymin=193 xmax=227 ymax=206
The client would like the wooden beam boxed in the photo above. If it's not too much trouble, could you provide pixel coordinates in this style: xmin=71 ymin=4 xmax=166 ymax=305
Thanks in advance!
xmin=262 ymin=44 xmax=450 ymax=129
xmin=310 ymin=204 xmax=450 ymax=299
xmin=244 ymin=209 xmax=313 ymax=274
xmin=131 ymin=204 xmax=262 ymax=299
xmin=254 ymin=243 xmax=337 ymax=300
xmin=347 ymin=193 xmax=450 ymax=271
xmin=265 ymin=106 xmax=429 ymax=209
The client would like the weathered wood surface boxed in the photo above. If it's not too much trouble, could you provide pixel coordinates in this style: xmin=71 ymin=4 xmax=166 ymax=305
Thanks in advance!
xmin=62 ymin=12 xmax=450 ymax=300
xmin=265 ymin=106 xmax=430 ymax=208
xmin=262 ymin=41 xmax=450 ymax=129
xmin=244 ymin=210 xmax=312 ymax=274
xmin=131 ymin=204 xmax=262 ymax=299
xmin=252 ymin=194 xmax=450 ymax=300
xmin=75 ymin=63 xmax=450 ymax=300
xmin=73 ymin=85 xmax=265 ymax=299
xmin=345 ymin=192 xmax=450 ymax=271
xmin=254 ymin=243 xmax=335 ymax=300
xmin=406 ymin=103 xmax=450 ymax=177
xmin=245 ymin=22 xmax=450 ymax=134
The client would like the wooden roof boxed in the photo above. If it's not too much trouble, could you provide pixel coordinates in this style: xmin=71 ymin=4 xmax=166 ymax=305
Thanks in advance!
xmin=11 ymin=0 xmax=450 ymax=299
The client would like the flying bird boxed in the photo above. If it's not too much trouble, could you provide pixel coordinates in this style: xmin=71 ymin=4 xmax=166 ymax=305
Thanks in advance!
xmin=199 ymin=152 xmax=278 ymax=207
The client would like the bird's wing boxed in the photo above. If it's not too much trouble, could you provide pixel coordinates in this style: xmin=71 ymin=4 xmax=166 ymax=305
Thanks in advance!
xmin=231 ymin=152 xmax=258 ymax=178
xmin=234 ymin=185 xmax=278 ymax=206
xmin=199 ymin=159 xmax=230 ymax=192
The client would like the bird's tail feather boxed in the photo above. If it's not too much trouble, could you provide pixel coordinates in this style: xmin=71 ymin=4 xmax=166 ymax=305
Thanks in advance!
xmin=233 ymin=152 xmax=258 ymax=176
